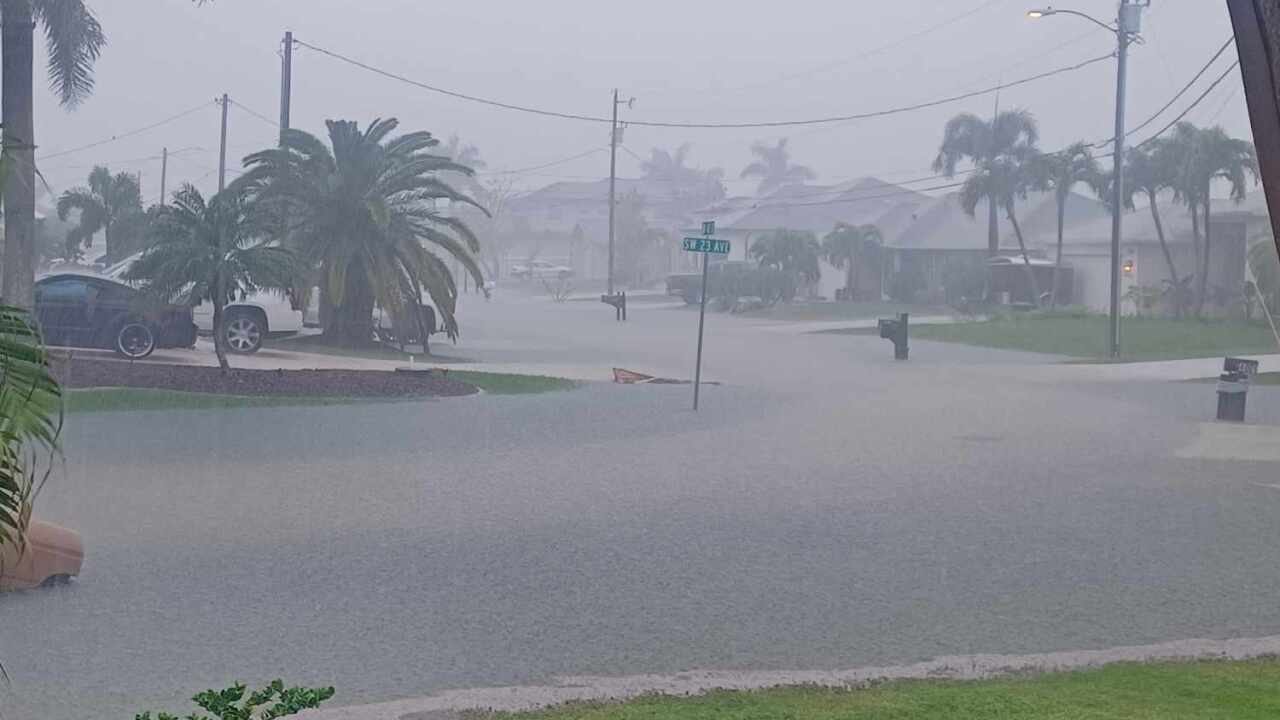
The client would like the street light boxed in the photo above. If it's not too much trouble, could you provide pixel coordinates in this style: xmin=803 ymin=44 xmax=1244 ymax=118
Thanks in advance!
xmin=1029 ymin=1 xmax=1146 ymax=359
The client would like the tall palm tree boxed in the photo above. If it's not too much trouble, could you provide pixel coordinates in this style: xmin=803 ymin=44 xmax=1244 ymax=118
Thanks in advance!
xmin=740 ymin=138 xmax=816 ymax=195
xmin=958 ymin=146 xmax=1042 ymax=304
xmin=1111 ymin=142 xmax=1186 ymax=316
xmin=55 ymin=165 xmax=143 ymax=262
xmin=1179 ymin=125 xmax=1259 ymax=316
xmin=644 ymin=144 xmax=726 ymax=208
xmin=0 ymin=304 xmax=61 ymax=559
xmin=1031 ymin=142 xmax=1100 ymax=308
xmin=1 ymin=0 xmax=105 ymax=307
xmin=934 ymin=109 xmax=1040 ymax=257
xmin=241 ymin=118 xmax=487 ymax=347
xmin=821 ymin=222 xmax=882 ymax=301
xmin=124 ymin=184 xmax=296 ymax=372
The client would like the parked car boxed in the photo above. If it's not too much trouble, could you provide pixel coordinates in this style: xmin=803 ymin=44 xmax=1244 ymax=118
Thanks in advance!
xmin=510 ymin=260 xmax=573 ymax=280
xmin=0 ymin=520 xmax=84 ymax=591
xmin=34 ymin=273 xmax=197 ymax=359
xmin=102 ymin=253 xmax=303 ymax=354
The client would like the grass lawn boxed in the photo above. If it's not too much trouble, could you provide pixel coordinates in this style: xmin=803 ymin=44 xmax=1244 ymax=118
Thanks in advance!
xmin=65 ymin=373 xmax=576 ymax=412
xmin=1252 ymin=372 xmax=1280 ymax=385
xmin=447 ymin=370 xmax=578 ymax=395
xmin=471 ymin=659 xmax=1280 ymax=720
xmin=738 ymin=301 xmax=945 ymax=322
xmin=273 ymin=333 xmax=472 ymax=364
xmin=898 ymin=314 xmax=1280 ymax=361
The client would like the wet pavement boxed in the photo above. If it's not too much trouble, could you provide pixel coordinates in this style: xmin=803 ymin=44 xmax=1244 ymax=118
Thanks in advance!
xmin=2 ymin=295 xmax=1278 ymax=719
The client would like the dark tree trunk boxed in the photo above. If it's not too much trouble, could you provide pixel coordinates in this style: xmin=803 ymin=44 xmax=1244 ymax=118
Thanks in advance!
xmin=323 ymin=261 xmax=376 ymax=347
xmin=1006 ymin=203 xmax=1041 ymax=305
xmin=211 ymin=300 xmax=230 ymax=373
xmin=845 ymin=259 xmax=855 ymax=302
xmin=1196 ymin=194 xmax=1213 ymax=317
xmin=987 ymin=196 xmax=999 ymax=257
xmin=1 ymin=1 xmax=36 ymax=308
xmin=1050 ymin=193 xmax=1066 ymax=309
xmin=1148 ymin=190 xmax=1181 ymax=318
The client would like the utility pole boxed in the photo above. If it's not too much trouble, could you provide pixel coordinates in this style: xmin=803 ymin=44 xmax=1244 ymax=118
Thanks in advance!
xmin=607 ymin=89 xmax=619 ymax=296
xmin=606 ymin=90 xmax=634 ymax=296
xmin=218 ymin=93 xmax=229 ymax=193
xmin=160 ymin=147 xmax=168 ymax=206
xmin=1109 ymin=0 xmax=1140 ymax=359
xmin=279 ymin=31 xmax=293 ymax=137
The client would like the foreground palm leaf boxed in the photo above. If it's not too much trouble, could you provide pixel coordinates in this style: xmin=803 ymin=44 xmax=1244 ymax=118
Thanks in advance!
xmin=241 ymin=118 xmax=487 ymax=346
xmin=124 ymin=183 xmax=297 ymax=372
xmin=0 ymin=305 xmax=61 ymax=558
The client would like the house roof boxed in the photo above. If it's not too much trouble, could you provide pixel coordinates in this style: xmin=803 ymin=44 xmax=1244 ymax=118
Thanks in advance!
xmin=705 ymin=177 xmax=927 ymax=236
xmin=891 ymin=190 xmax=1108 ymax=251
xmin=1035 ymin=190 xmax=1271 ymax=247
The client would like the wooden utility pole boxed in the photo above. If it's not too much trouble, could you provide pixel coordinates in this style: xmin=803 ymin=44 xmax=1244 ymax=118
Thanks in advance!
xmin=279 ymin=31 xmax=293 ymax=138
xmin=218 ymin=93 xmax=229 ymax=192
xmin=607 ymin=89 xmax=619 ymax=296
xmin=160 ymin=147 xmax=168 ymax=206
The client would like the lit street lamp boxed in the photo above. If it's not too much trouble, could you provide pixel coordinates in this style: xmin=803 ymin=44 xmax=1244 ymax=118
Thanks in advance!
xmin=1029 ymin=1 xmax=1147 ymax=359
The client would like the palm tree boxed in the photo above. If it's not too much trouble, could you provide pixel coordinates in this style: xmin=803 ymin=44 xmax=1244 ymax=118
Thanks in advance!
xmin=1 ymin=0 xmax=104 ymax=306
xmin=751 ymin=229 xmax=821 ymax=287
xmin=821 ymin=223 xmax=882 ymax=301
xmin=0 ymin=304 xmax=61 ymax=559
xmin=124 ymin=184 xmax=296 ymax=372
xmin=1111 ymin=142 xmax=1186 ymax=316
xmin=958 ymin=146 xmax=1042 ymax=304
xmin=933 ymin=109 xmax=1039 ymax=257
xmin=643 ymin=144 xmax=726 ymax=209
xmin=241 ymin=118 xmax=487 ymax=347
xmin=1031 ymin=142 xmax=1100 ymax=308
xmin=740 ymin=139 xmax=816 ymax=195
xmin=55 ymin=166 xmax=143 ymax=262
xmin=1177 ymin=125 xmax=1259 ymax=316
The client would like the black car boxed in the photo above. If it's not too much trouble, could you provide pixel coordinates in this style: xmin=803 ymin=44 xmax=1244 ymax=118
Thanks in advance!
xmin=34 ymin=273 xmax=197 ymax=359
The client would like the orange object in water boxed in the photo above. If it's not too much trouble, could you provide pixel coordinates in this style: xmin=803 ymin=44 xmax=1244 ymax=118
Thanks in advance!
xmin=612 ymin=368 xmax=656 ymax=384
xmin=0 ymin=520 xmax=84 ymax=591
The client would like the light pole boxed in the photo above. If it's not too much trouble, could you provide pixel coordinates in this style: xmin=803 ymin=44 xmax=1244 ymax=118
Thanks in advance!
xmin=1029 ymin=2 xmax=1146 ymax=359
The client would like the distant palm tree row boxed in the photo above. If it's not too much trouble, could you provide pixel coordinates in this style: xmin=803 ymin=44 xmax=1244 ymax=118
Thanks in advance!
xmin=934 ymin=110 xmax=1258 ymax=315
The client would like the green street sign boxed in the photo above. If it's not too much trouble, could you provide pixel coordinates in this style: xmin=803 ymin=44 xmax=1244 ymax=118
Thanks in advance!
xmin=683 ymin=237 xmax=731 ymax=255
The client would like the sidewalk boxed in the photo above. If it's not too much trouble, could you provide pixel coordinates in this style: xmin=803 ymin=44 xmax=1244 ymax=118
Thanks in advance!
xmin=1047 ymin=353 xmax=1279 ymax=382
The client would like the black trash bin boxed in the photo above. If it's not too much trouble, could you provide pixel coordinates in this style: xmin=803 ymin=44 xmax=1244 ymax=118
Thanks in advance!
xmin=1216 ymin=357 xmax=1260 ymax=422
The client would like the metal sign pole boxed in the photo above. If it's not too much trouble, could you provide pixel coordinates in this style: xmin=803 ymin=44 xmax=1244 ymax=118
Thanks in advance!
xmin=692 ymin=252 xmax=710 ymax=411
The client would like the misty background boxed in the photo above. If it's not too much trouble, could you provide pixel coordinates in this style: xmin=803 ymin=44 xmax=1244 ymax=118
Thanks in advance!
xmin=32 ymin=1 xmax=1243 ymax=205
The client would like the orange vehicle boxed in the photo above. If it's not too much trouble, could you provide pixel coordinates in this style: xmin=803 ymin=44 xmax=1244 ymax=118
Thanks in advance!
xmin=0 ymin=520 xmax=84 ymax=591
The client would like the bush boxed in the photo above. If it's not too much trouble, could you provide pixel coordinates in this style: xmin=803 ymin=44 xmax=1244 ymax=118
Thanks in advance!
xmin=134 ymin=680 xmax=335 ymax=720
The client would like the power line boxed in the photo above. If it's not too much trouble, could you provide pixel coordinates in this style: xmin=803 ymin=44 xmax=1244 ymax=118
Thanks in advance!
xmin=477 ymin=147 xmax=606 ymax=176
xmin=1115 ymin=37 xmax=1234 ymax=143
xmin=1133 ymin=60 xmax=1241 ymax=149
xmin=295 ymin=37 xmax=1115 ymax=129
xmin=36 ymin=102 xmax=213 ymax=161
xmin=229 ymin=98 xmax=280 ymax=128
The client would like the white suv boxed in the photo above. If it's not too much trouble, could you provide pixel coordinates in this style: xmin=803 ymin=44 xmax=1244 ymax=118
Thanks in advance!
xmin=102 ymin=254 xmax=303 ymax=354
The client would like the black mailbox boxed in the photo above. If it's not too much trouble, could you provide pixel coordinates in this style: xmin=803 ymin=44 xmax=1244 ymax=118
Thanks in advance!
xmin=877 ymin=312 xmax=909 ymax=360
xmin=601 ymin=291 xmax=627 ymax=321
xmin=1216 ymin=356 xmax=1260 ymax=422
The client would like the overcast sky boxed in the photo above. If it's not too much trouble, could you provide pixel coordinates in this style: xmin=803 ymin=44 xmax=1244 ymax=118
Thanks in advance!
xmin=32 ymin=1 xmax=1243 ymax=206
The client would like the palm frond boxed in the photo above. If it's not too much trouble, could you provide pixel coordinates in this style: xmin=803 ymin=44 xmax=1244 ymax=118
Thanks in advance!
xmin=33 ymin=0 xmax=105 ymax=108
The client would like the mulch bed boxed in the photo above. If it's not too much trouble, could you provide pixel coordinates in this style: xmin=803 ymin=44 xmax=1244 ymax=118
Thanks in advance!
xmin=51 ymin=357 xmax=479 ymax=399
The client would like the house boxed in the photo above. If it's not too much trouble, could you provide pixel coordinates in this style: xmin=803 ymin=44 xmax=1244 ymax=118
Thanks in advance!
xmin=1027 ymin=191 xmax=1270 ymax=313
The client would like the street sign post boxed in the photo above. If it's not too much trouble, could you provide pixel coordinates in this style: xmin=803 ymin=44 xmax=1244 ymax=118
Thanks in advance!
xmin=683 ymin=224 xmax=730 ymax=411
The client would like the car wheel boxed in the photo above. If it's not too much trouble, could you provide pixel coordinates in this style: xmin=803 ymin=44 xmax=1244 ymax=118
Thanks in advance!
xmin=224 ymin=311 xmax=265 ymax=354
xmin=114 ymin=322 xmax=155 ymax=359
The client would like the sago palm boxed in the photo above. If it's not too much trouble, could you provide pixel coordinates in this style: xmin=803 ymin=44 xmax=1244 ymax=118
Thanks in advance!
xmin=740 ymin=138 xmax=816 ymax=194
xmin=56 ymin=165 xmax=143 ymax=262
xmin=934 ymin=109 xmax=1039 ymax=257
xmin=241 ymin=118 xmax=487 ymax=347
xmin=124 ymin=184 xmax=296 ymax=372
xmin=821 ymin=223 xmax=882 ymax=301
xmin=751 ymin=230 xmax=821 ymax=286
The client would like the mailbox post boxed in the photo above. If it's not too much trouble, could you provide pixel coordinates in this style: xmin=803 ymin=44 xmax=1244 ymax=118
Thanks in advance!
xmin=877 ymin=312 xmax=909 ymax=360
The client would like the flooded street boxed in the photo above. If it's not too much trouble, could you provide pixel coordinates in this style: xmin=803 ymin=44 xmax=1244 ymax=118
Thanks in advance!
xmin=4 ymin=297 xmax=1278 ymax=719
